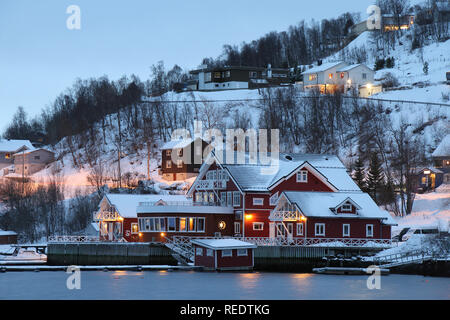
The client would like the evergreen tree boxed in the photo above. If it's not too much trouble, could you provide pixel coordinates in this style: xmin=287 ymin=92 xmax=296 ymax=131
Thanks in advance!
xmin=367 ymin=152 xmax=384 ymax=203
xmin=353 ymin=157 xmax=366 ymax=191
xmin=423 ymin=62 xmax=429 ymax=75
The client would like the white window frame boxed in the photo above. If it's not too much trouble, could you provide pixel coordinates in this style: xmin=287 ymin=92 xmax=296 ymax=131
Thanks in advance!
xmin=253 ymin=222 xmax=264 ymax=231
xmin=220 ymin=192 xmax=226 ymax=206
xmin=222 ymin=249 xmax=232 ymax=257
xmin=253 ymin=198 xmax=264 ymax=206
xmin=197 ymin=217 xmax=205 ymax=233
xmin=177 ymin=159 xmax=183 ymax=168
xmin=207 ymin=249 xmax=213 ymax=257
xmin=227 ymin=192 xmax=232 ymax=207
xmin=343 ymin=224 xmax=350 ymax=237
xmin=195 ymin=192 xmax=202 ymax=203
xmin=237 ymin=249 xmax=248 ymax=257
xmin=366 ymin=224 xmax=374 ymax=238
xmin=296 ymin=170 xmax=308 ymax=183
xmin=234 ymin=222 xmax=241 ymax=234
xmin=315 ymin=223 xmax=325 ymax=236
xmin=269 ymin=192 xmax=279 ymax=206
xmin=196 ymin=248 xmax=203 ymax=256
xmin=188 ymin=217 xmax=197 ymax=233
xmin=166 ymin=161 xmax=172 ymax=169
xmin=179 ymin=217 xmax=187 ymax=232
xmin=341 ymin=203 xmax=353 ymax=212
xmin=167 ymin=217 xmax=176 ymax=232
xmin=233 ymin=191 xmax=241 ymax=207
xmin=296 ymin=223 xmax=304 ymax=236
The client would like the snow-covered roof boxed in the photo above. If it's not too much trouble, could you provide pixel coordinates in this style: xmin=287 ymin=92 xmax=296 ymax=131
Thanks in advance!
xmin=161 ymin=139 xmax=193 ymax=150
xmin=302 ymin=61 xmax=347 ymax=75
xmin=191 ymin=239 xmax=257 ymax=250
xmin=0 ymin=139 xmax=34 ymax=152
xmin=0 ymin=229 xmax=17 ymax=236
xmin=337 ymin=64 xmax=373 ymax=72
xmin=283 ymin=191 xmax=397 ymax=225
xmin=12 ymin=148 xmax=54 ymax=157
xmin=214 ymin=152 xmax=361 ymax=192
xmin=432 ymin=134 xmax=450 ymax=157
xmin=104 ymin=194 xmax=189 ymax=218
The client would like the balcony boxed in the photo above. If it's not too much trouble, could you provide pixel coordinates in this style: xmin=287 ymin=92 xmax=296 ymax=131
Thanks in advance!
xmin=137 ymin=201 xmax=234 ymax=215
xmin=196 ymin=179 xmax=227 ymax=190
xmin=269 ymin=210 xmax=303 ymax=222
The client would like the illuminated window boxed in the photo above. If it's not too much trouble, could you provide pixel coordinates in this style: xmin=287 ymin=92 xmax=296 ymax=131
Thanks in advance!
xmin=309 ymin=74 xmax=317 ymax=81
xmin=328 ymin=73 xmax=333 ymax=79
xmin=131 ymin=223 xmax=138 ymax=234
xmin=214 ymin=72 xmax=221 ymax=79
xmin=196 ymin=248 xmax=203 ymax=256
xmin=188 ymin=217 xmax=196 ymax=232
xmin=340 ymin=72 xmax=345 ymax=79
xmin=179 ymin=218 xmax=187 ymax=232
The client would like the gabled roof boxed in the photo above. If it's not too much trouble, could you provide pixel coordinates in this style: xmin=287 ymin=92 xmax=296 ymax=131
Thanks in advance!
xmin=13 ymin=148 xmax=54 ymax=157
xmin=282 ymin=191 xmax=397 ymax=225
xmin=161 ymin=137 xmax=205 ymax=151
xmin=0 ymin=139 xmax=34 ymax=153
xmin=336 ymin=64 xmax=373 ymax=73
xmin=302 ymin=62 xmax=347 ymax=75
xmin=188 ymin=151 xmax=361 ymax=194
xmin=432 ymin=134 xmax=450 ymax=157
xmin=103 ymin=194 xmax=189 ymax=218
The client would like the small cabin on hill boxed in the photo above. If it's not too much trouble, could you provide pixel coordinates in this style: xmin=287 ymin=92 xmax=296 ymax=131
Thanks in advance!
xmin=160 ymin=138 xmax=210 ymax=181
xmin=191 ymin=239 xmax=256 ymax=271
xmin=0 ymin=230 xmax=18 ymax=244
xmin=413 ymin=167 xmax=445 ymax=193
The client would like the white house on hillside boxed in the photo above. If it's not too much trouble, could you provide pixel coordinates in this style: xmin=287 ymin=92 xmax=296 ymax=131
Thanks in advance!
xmin=302 ymin=61 xmax=379 ymax=97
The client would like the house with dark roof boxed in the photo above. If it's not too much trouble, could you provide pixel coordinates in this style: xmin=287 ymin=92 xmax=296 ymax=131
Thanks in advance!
xmin=189 ymin=64 xmax=292 ymax=91
xmin=432 ymin=134 xmax=450 ymax=184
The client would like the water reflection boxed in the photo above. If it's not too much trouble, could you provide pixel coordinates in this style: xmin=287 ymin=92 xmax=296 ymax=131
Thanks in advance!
xmin=237 ymin=272 xmax=261 ymax=291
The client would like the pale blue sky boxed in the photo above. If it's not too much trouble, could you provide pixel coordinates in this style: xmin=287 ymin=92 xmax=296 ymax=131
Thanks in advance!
xmin=0 ymin=0 xmax=375 ymax=132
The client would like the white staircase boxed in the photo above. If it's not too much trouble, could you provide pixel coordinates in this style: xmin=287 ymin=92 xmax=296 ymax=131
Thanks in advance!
xmin=164 ymin=237 xmax=194 ymax=266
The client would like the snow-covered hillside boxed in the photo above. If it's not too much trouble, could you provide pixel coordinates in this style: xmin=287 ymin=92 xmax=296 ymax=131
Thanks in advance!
xmin=331 ymin=31 xmax=450 ymax=104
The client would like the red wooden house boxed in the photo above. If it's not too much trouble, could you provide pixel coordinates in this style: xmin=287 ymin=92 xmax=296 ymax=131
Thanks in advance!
xmin=186 ymin=152 xmax=396 ymax=245
xmin=191 ymin=239 xmax=256 ymax=271
xmin=94 ymin=194 xmax=188 ymax=242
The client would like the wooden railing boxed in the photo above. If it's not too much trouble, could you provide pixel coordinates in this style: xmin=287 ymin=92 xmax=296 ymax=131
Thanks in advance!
xmin=171 ymin=236 xmax=392 ymax=248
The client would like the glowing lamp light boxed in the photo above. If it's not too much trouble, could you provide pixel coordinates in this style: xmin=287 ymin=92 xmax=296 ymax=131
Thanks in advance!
xmin=139 ymin=233 xmax=143 ymax=237
xmin=118 ymin=217 xmax=124 ymax=222
xmin=245 ymin=214 xmax=254 ymax=221
xmin=424 ymin=170 xmax=431 ymax=175
xmin=161 ymin=232 xmax=166 ymax=237
xmin=367 ymin=83 xmax=372 ymax=89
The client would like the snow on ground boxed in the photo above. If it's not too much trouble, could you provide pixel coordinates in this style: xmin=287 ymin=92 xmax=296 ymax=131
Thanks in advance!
xmin=392 ymin=184 xmax=450 ymax=233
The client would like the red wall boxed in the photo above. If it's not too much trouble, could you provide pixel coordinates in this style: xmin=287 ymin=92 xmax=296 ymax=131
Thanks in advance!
xmin=216 ymin=248 xmax=253 ymax=268
xmin=193 ymin=245 xmax=215 ymax=268
xmin=271 ymin=168 xmax=334 ymax=194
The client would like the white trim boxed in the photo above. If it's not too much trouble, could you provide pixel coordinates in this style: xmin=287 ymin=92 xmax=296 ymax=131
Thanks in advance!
xmin=343 ymin=224 xmax=350 ymax=237
xmin=366 ymin=224 xmax=374 ymax=238
xmin=233 ymin=191 xmax=241 ymax=207
xmin=269 ymin=192 xmax=279 ymax=206
xmin=296 ymin=170 xmax=308 ymax=183
xmin=196 ymin=247 xmax=203 ymax=256
xmin=315 ymin=223 xmax=325 ymax=237
xmin=237 ymin=249 xmax=248 ymax=257
xmin=222 ymin=249 xmax=232 ymax=257
xmin=253 ymin=222 xmax=264 ymax=231
xmin=197 ymin=217 xmax=206 ymax=233
xmin=234 ymin=222 xmax=241 ymax=234
xmin=296 ymin=223 xmax=304 ymax=236
xmin=131 ymin=223 xmax=139 ymax=235
xmin=253 ymin=198 xmax=264 ymax=206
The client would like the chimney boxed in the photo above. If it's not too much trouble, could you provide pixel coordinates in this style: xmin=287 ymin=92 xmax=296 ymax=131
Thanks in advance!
xmin=267 ymin=64 xmax=272 ymax=78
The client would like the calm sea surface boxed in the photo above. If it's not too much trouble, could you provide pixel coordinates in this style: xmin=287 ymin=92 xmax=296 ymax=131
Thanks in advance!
xmin=0 ymin=270 xmax=449 ymax=300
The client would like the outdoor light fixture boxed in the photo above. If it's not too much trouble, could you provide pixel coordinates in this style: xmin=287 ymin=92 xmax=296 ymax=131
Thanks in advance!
xmin=218 ymin=221 xmax=226 ymax=230
xmin=245 ymin=214 xmax=253 ymax=220
xmin=424 ymin=170 xmax=431 ymax=175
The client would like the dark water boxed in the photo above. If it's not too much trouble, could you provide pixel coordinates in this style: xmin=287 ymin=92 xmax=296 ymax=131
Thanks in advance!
xmin=0 ymin=270 xmax=449 ymax=300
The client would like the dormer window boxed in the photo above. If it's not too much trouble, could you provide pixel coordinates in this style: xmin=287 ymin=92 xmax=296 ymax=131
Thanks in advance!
xmin=341 ymin=203 xmax=353 ymax=212
xmin=296 ymin=170 xmax=308 ymax=183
